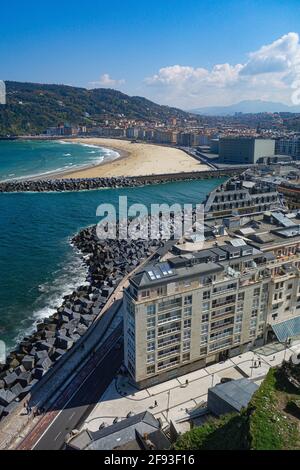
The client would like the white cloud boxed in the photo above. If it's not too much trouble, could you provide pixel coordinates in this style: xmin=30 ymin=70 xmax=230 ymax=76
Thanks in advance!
xmin=241 ymin=32 xmax=300 ymax=75
xmin=144 ymin=33 xmax=300 ymax=108
xmin=89 ymin=73 xmax=125 ymax=88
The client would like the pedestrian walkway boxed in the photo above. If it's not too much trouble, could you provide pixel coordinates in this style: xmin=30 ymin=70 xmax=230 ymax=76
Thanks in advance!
xmin=82 ymin=340 xmax=300 ymax=435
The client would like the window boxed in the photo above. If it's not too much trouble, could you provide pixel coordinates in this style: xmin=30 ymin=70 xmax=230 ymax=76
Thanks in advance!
xmin=147 ymin=304 xmax=156 ymax=316
xmin=184 ymin=319 xmax=191 ymax=328
xmin=236 ymin=314 xmax=243 ymax=323
xmin=184 ymin=306 xmax=192 ymax=317
xmin=201 ymin=324 xmax=209 ymax=333
xmin=182 ymin=353 xmax=190 ymax=362
xmin=238 ymin=292 xmax=245 ymax=301
xmin=183 ymin=341 xmax=191 ymax=352
xmin=250 ymin=319 xmax=257 ymax=328
xmin=288 ymin=284 xmax=293 ymax=290
xmin=184 ymin=280 xmax=191 ymax=288
xmin=147 ymin=353 xmax=155 ymax=364
xmin=147 ymin=365 xmax=155 ymax=375
xmin=202 ymin=313 xmax=209 ymax=323
xmin=147 ymin=342 xmax=155 ymax=352
xmin=147 ymin=330 xmax=155 ymax=340
xmin=200 ymin=346 xmax=207 ymax=356
xmin=254 ymin=288 xmax=260 ymax=297
xmin=147 ymin=317 xmax=156 ymax=328
xmin=158 ymin=297 xmax=182 ymax=312
xmin=184 ymin=295 xmax=192 ymax=306
xmin=234 ymin=324 xmax=242 ymax=333
xmin=202 ymin=302 xmax=210 ymax=312
xmin=203 ymin=290 xmax=211 ymax=300
xmin=183 ymin=329 xmax=191 ymax=340
xmin=234 ymin=334 xmax=241 ymax=344
xmin=141 ymin=290 xmax=150 ymax=298
xmin=200 ymin=335 xmax=208 ymax=345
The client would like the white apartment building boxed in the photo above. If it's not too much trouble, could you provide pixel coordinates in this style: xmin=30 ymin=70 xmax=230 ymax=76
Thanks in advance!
xmin=123 ymin=210 xmax=300 ymax=388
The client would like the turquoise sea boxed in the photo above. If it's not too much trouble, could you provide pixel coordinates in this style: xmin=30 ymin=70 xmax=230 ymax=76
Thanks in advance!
xmin=0 ymin=139 xmax=119 ymax=181
xmin=0 ymin=140 xmax=223 ymax=350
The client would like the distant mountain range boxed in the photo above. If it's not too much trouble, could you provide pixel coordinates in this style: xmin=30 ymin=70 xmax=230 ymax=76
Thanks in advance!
xmin=0 ymin=81 xmax=193 ymax=136
xmin=190 ymin=100 xmax=300 ymax=116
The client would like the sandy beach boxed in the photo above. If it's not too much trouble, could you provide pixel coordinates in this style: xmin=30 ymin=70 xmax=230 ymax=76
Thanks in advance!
xmin=54 ymin=138 xmax=209 ymax=179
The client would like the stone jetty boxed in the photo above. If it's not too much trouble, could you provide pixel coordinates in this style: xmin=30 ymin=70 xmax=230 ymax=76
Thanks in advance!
xmin=0 ymin=168 xmax=244 ymax=193
xmin=0 ymin=224 xmax=163 ymax=422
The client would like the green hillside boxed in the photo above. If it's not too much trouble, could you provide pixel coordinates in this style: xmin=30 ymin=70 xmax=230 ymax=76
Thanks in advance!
xmin=0 ymin=81 xmax=193 ymax=136
xmin=175 ymin=365 xmax=300 ymax=450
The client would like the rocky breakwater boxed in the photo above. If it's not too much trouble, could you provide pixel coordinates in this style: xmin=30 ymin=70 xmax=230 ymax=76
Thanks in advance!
xmin=0 ymin=224 xmax=163 ymax=422
xmin=0 ymin=177 xmax=145 ymax=192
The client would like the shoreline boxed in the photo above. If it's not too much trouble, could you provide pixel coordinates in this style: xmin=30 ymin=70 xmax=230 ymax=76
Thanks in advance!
xmin=54 ymin=138 xmax=209 ymax=179
xmin=0 ymin=222 xmax=163 ymax=424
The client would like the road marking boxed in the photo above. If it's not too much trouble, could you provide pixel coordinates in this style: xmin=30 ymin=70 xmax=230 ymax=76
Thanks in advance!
xmin=31 ymin=331 xmax=122 ymax=449
xmin=54 ymin=432 xmax=62 ymax=441
xmin=68 ymin=412 xmax=76 ymax=421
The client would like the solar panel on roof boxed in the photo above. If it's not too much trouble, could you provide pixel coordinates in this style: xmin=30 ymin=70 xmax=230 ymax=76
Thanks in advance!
xmin=147 ymin=270 xmax=156 ymax=280
xmin=153 ymin=268 xmax=162 ymax=279
xmin=160 ymin=262 xmax=174 ymax=276
xmin=230 ymin=239 xmax=247 ymax=247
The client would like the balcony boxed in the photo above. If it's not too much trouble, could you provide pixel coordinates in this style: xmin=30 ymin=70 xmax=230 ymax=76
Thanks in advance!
xmin=158 ymin=325 xmax=181 ymax=337
xmin=211 ymin=319 xmax=235 ymax=331
xmin=212 ymin=298 xmax=236 ymax=309
xmin=158 ymin=357 xmax=180 ymax=371
xmin=158 ymin=311 xmax=182 ymax=325
xmin=157 ymin=346 xmax=181 ymax=359
xmin=158 ymin=336 xmax=181 ymax=349
xmin=211 ymin=308 xmax=235 ymax=320
xmin=209 ymin=338 xmax=233 ymax=352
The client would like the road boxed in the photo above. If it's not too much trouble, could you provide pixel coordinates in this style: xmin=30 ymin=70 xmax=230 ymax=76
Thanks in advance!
xmin=18 ymin=324 xmax=123 ymax=450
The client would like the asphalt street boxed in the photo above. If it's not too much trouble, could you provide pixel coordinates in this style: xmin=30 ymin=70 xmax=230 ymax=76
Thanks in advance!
xmin=19 ymin=327 xmax=124 ymax=450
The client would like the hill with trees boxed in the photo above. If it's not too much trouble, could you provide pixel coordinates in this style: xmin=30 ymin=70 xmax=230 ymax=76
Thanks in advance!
xmin=0 ymin=81 xmax=193 ymax=136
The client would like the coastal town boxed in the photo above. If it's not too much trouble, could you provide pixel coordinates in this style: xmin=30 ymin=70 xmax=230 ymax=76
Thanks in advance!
xmin=0 ymin=129 xmax=300 ymax=450
xmin=1 ymin=0 xmax=300 ymax=455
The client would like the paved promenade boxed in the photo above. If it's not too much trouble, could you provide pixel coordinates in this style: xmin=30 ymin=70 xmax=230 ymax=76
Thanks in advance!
xmin=82 ymin=340 xmax=300 ymax=435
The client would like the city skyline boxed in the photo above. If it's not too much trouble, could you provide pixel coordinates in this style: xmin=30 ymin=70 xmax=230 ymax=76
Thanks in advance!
xmin=1 ymin=0 xmax=300 ymax=109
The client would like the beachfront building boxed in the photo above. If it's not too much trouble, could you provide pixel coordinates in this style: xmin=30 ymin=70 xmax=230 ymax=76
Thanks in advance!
xmin=123 ymin=209 xmax=300 ymax=388
xmin=204 ymin=176 xmax=283 ymax=219
xmin=219 ymin=137 xmax=275 ymax=164
xmin=276 ymin=137 xmax=300 ymax=160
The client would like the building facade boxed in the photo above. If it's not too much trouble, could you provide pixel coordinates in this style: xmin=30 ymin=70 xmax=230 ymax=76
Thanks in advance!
xmin=123 ymin=210 xmax=300 ymax=388
xmin=276 ymin=137 xmax=300 ymax=160
xmin=219 ymin=137 xmax=275 ymax=164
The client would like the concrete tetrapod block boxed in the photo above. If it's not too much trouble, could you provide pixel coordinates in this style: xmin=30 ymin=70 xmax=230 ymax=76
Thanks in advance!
xmin=17 ymin=371 xmax=32 ymax=388
xmin=10 ymin=382 xmax=25 ymax=399
xmin=55 ymin=335 xmax=74 ymax=350
xmin=0 ymin=389 xmax=17 ymax=407
xmin=36 ymin=356 xmax=52 ymax=371
xmin=4 ymin=372 xmax=18 ymax=388
xmin=15 ymin=365 xmax=26 ymax=376
xmin=32 ymin=368 xmax=46 ymax=380
xmin=22 ymin=355 xmax=35 ymax=371
xmin=3 ymin=401 xmax=19 ymax=418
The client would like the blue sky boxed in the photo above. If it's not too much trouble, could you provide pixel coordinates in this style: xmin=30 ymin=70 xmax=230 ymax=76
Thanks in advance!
xmin=1 ymin=0 xmax=300 ymax=108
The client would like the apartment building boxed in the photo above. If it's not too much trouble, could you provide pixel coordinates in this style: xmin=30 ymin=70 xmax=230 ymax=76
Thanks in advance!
xmin=123 ymin=210 xmax=300 ymax=388
xmin=276 ymin=137 xmax=300 ymax=160
xmin=204 ymin=176 xmax=283 ymax=219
